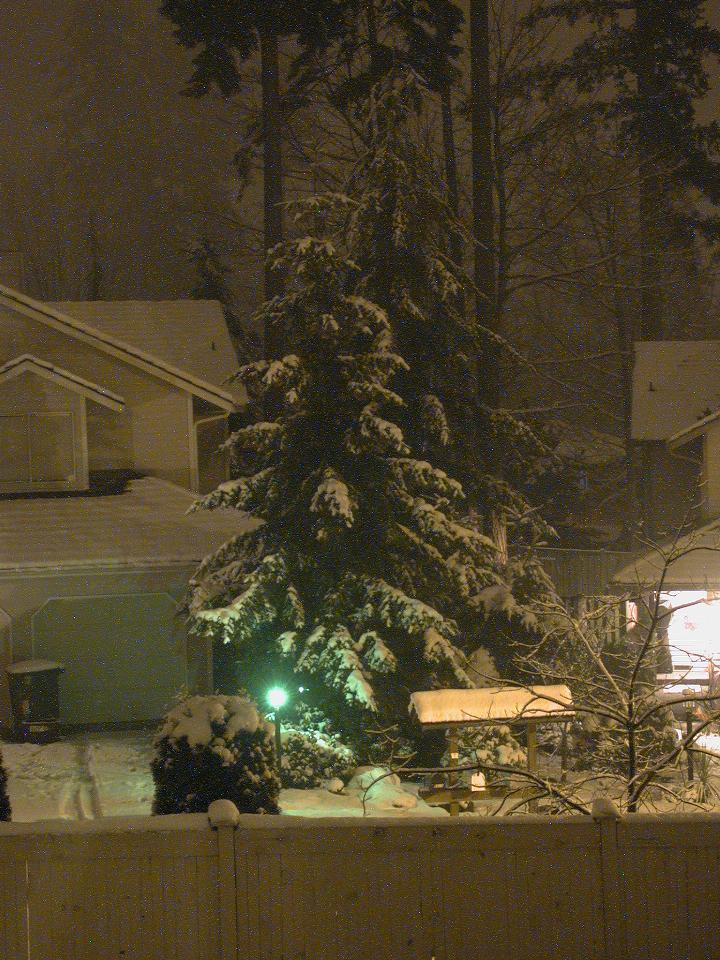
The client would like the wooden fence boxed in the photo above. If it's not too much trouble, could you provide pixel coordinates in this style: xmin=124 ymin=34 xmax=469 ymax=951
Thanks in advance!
xmin=0 ymin=801 xmax=718 ymax=960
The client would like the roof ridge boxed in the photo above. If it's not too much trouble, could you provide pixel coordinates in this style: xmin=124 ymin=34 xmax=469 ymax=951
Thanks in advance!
xmin=0 ymin=284 xmax=236 ymax=410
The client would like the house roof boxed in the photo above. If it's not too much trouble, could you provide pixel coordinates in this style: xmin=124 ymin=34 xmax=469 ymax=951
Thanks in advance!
xmin=613 ymin=520 xmax=720 ymax=588
xmin=51 ymin=299 xmax=245 ymax=406
xmin=0 ymin=285 xmax=241 ymax=411
xmin=0 ymin=477 xmax=256 ymax=572
xmin=0 ymin=355 xmax=125 ymax=411
xmin=668 ymin=408 xmax=720 ymax=449
xmin=632 ymin=341 xmax=720 ymax=441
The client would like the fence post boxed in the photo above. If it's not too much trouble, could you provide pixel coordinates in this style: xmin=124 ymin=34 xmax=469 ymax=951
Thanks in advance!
xmin=208 ymin=800 xmax=240 ymax=960
xmin=592 ymin=797 xmax=626 ymax=960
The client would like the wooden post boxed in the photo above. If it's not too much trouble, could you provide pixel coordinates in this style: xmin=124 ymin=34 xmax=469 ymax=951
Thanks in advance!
xmin=685 ymin=702 xmax=695 ymax=784
xmin=526 ymin=721 xmax=538 ymax=812
xmin=447 ymin=729 xmax=460 ymax=817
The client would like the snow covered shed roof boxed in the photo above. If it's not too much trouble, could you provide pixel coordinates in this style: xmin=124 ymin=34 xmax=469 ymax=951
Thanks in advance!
xmin=632 ymin=341 xmax=720 ymax=441
xmin=51 ymin=299 xmax=245 ymax=405
xmin=409 ymin=686 xmax=574 ymax=727
xmin=0 ymin=477 xmax=256 ymax=572
xmin=0 ymin=354 xmax=124 ymax=411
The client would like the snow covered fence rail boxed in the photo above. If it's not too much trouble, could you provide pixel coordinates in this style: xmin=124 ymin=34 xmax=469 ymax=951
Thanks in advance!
xmin=0 ymin=800 xmax=719 ymax=959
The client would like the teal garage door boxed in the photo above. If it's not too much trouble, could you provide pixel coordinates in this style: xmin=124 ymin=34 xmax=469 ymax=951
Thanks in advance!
xmin=32 ymin=594 xmax=187 ymax=725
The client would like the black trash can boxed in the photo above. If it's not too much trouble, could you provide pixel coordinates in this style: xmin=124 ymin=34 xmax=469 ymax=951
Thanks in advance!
xmin=7 ymin=660 xmax=65 ymax=743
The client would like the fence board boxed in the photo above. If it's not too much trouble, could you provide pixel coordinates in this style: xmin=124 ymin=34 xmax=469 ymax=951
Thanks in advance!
xmin=0 ymin=853 xmax=28 ymax=960
xmin=2 ymin=809 xmax=720 ymax=959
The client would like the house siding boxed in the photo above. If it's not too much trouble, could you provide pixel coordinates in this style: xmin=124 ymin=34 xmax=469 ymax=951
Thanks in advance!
xmin=703 ymin=422 xmax=720 ymax=519
xmin=537 ymin=548 xmax=636 ymax=599
xmin=0 ymin=565 xmax=207 ymax=728
xmin=0 ymin=306 xmax=193 ymax=488
xmin=0 ymin=373 xmax=88 ymax=491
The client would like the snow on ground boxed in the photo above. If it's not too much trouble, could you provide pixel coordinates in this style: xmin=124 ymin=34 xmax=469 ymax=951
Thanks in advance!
xmin=696 ymin=732 xmax=720 ymax=757
xmin=2 ymin=732 xmax=445 ymax=822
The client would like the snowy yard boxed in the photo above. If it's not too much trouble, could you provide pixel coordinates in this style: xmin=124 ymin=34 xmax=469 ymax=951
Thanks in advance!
xmin=5 ymin=729 xmax=720 ymax=823
xmin=2 ymin=732 xmax=447 ymax=822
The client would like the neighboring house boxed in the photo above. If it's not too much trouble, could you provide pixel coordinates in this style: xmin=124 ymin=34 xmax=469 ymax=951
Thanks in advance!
xmin=0 ymin=285 xmax=251 ymax=728
xmin=612 ymin=341 xmax=720 ymax=682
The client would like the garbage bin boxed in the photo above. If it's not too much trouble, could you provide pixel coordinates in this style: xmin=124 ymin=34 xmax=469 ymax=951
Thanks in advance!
xmin=6 ymin=660 xmax=64 ymax=743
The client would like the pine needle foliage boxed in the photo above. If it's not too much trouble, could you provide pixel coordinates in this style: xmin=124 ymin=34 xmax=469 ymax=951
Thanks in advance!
xmin=190 ymin=71 xmax=558 ymax=754
xmin=342 ymin=71 xmax=559 ymax=652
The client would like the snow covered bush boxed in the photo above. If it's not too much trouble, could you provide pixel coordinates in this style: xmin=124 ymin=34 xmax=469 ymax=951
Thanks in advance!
xmin=151 ymin=694 xmax=280 ymax=815
xmin=281 ymin=726 xmax=356 ymax=789
xmin=0 ymin=747 xmax=10 ymax=821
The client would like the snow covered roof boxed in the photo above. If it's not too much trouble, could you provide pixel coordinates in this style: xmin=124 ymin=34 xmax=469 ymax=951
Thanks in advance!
xmin=51 ymin=299 xmax=245 ymax=406
xmin=613 ymin=519 xmax=720 ymax=588
xmin=0 ymin=354 xmax=124 ymax=411
xmin=0 ymin=285 xmax=241 ymax=412
xmin=0 ymin=477 xmax=256 ymax=572
xmin=632 ymin=341 xmax=720 ymax=441
xmin=409 ymin=685 xmax=574 ymax=727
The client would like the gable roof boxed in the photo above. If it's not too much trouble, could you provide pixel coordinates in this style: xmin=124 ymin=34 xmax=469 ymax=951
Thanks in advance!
xmin=0 ymin=477 xmax=256 ymax=572
xmin=51 ymin=299 xmax=245 ymax=405
xmin=0 ymin=285 xmax=240 ymax=412
xmin=0 ymin=355 xmax=125 ymax=411
xmin=632 ymin=341 xmax=720 ymax=441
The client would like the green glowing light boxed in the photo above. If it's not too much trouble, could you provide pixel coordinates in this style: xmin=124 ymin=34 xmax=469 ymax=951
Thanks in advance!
xmin=267 ymin=686 xmax=289 ymax=710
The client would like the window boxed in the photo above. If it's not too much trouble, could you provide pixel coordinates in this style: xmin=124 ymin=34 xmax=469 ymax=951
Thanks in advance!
xmin=0 ymin=412 xmax=76 ymax=484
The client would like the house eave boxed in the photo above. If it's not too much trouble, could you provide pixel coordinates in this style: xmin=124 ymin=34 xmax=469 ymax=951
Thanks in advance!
xmin=0 ymin=354 xmax=125 ymax=411
xmin=0 ymin=286 xmax=238 ymax=412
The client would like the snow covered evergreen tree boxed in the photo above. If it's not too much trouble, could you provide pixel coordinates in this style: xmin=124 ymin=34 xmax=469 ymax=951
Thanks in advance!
xmin=189 ymin=70 xmax=558 ymax=759
xmin=189 ymin=221 xmax=505 ymax=755
xmin=343 ymin=70 xmax=559 ymax=667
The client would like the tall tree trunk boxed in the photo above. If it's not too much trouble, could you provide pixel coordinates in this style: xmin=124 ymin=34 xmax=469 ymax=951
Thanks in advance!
xmin=469 ymin=0 xmax=495 ymax=342
xmin=469 ymin=0 xmax=503 ymax=545
xmin=440 ymin=88 xmax=459 ymax=218
xmin=634 ymin=0 xmax=663 ymax=534
xmin=259 ymin=26 xmax=284 ymax=358
xmin=635 ymin=0 xmax=662 ymax=343
xmin=440 ymin=86 xmax=463 ymax=266
xmin=366 ymin=0 xmax=381 ymax=78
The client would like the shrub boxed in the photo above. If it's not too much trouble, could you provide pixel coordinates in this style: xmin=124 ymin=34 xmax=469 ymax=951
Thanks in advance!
xmin=281 ymin=726 xmax=356 ymax=789
xmin=152 ymin=694 xmax=280 ymax=815
xmin=446 ymin=724 xmax=526 ymax=783
xmin=0 ymin=748 xmax=10 ymax=821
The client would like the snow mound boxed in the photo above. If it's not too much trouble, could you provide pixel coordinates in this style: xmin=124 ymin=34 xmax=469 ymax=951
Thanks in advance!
xmin=346 ymin=766 xmax=418 ymax=809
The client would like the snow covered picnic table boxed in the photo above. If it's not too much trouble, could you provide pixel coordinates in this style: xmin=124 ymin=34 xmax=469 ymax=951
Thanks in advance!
xmin=409 ymin=685 xmax=574 ymax=726
xmin=2 ymin=734 xmax=447 ymax=822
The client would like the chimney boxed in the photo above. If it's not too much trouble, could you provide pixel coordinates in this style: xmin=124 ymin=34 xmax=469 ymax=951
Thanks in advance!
xmin=0 ymin=249 xmax=25 ymax=290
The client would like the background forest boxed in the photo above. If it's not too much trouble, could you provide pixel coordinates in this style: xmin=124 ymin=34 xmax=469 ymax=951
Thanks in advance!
xmin=4 ymin=0 xmax=720 ymax=547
